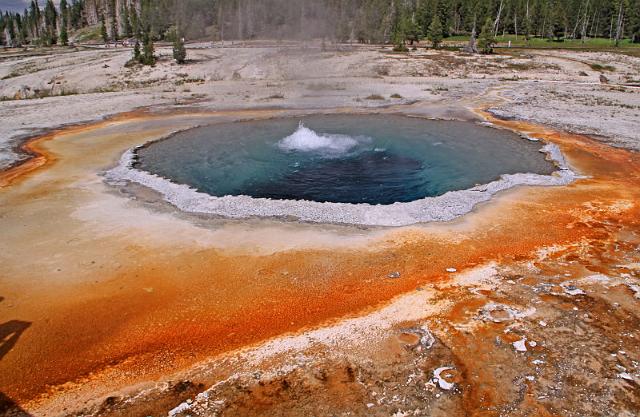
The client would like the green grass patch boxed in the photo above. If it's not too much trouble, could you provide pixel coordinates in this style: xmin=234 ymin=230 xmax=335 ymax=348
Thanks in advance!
xmin=443 ymin=35 xmax=639 ymax=50
xmin=589 ymin=63 xmax=616 ymax=72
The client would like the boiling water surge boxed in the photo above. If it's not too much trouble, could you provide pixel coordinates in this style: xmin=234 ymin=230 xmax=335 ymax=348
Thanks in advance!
xmin=277 ymin=122 xmax=370 ymax=157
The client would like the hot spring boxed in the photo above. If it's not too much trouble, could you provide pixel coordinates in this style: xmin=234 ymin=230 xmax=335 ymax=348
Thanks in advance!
xmin=113 ymin=114 xmax=574 ymax=226
xmin=136 ymin=115 xmax=555 ymax=204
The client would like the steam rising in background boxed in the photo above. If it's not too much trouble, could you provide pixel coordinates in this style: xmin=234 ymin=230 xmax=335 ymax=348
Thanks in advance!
xmin=127 ymin=0 xmax=394 ymax=43
xmin=171 ymin=0 xmax=351 ymax=41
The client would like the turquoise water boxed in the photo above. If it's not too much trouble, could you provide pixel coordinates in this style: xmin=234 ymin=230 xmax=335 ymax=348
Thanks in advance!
xmin=137 ymin=114 xmax=555 ymax=205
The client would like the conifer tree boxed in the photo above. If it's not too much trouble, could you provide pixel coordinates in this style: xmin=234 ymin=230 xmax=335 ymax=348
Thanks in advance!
xmin=101 ymin=14 xmax=108 ymax=44
xmin=5 ymin=12 xmax=16 ymax=47
xmin=70 ymin=0 xmax=83 ymax=30
xmin=44 ymin=0 xmax=57 ymax=45
xmin=173 ymin=31 xmax=187 ymax=64
xmin=133 ymin=39 xmax=141 ymax=62
xmin=631 ymin=0 xmax=640 ymax=43
xmin=405 ymin=17 xmax=423 ymax=45
xmin=428 ymin=14 xmax=444 ymax=48
xmin=30 ymin=1 xmax=40 ymax=39
xmin=478 ymin=17 xmax=495 ymax=54
xmin=130 ymin=5 xmax=140 ymax=38
xmin=141 ymin=26 xmax=155 ymax=65
xmin=121 ymin=2 xmax=132 ymax=38
xmin=59 ymin=0 xmax=69 ymax=46
xmin=0 ymin=12 xmax=5 ymax=47
xmin=110 ymin=0 xmax=118 ymax=41
xmin=391 ymin=1 xmax=408 ymax=51
xmin=60 ymin=21 xmax=68 ymax=46
xmin=17 ymin=13 xmax=28 ymax=46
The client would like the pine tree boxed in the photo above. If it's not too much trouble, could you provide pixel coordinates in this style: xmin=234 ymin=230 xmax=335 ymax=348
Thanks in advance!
xmin=405 ymin=17 xmax=423 ymax=45
xmin=17 ymin=13 xmax=28 ymax=46
xmin=141 ymin=27 xmax=155 ymax=65
xmin=59 ymin=0 xmax=68 ymax=46
xmin=110 ymin=0 xmax=118 ymax=42
xmin=121 ymin=2 xmax=132 ymax=38
xmin=5 ymin=13 xmax=16 ymax=47
xmin=101 ymin=14 xmax=108 ymax=44
xmin=70 ymin=0 xmax=83 ymax=30
xmin=60 ymin=22 xmax=68 ymax=46
xmin=30 ymin=1 xmax=40 ymax=39
xmin=428 ymin=14 xmax=444 ymax=48
xmin=391 ymin=1 xmax=408 ymax=51
xmin=478 ymin=17 xmax=495 ymax=54
xmin=130 ymin=5 xmax=140 ymax=38
xmin=44 ymin=0 xmax=57 ymax=45
xmin=631 ymin=0 xmax=640 ymax=43
xmin=548 ymin=3 xmax=565 ymax=40
xmin=0 ymin=12 xmax=5 ymax=47
xmin=133 ymin=39 xmax=141 ymax=62
xmin=173 ymin=32 xmax=186 ymax=64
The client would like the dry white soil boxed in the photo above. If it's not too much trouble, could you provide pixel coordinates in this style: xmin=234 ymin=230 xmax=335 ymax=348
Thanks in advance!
xmin=1 ymin=41 xmax=639 ymax=169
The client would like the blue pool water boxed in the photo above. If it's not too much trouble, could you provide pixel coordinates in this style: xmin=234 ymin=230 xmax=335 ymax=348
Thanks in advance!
xmin=136 ymin=115 xmax=555 ymax=205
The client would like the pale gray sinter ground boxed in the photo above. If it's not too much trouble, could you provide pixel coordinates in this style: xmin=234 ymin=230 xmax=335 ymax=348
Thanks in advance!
xmin=1 ymin=44 xmax=639 ymax=169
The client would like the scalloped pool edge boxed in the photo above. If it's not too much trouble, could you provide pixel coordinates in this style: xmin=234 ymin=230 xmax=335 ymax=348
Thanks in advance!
xmin=104 ymin=131 xmax=580 ymax=227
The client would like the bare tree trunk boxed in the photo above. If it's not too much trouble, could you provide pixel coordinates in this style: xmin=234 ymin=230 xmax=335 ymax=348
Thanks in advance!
xmin=493 ymin=0 xmax=504 ymax=36
xmin=571 ymin=2 xmax=583 ymax=39
xmin=237 ymin=0 xmax=243 ymax=40
xmin=581 ymin=0 xmax=590 ymax=44
xmin=525 ymin=0 xmax=530 ymax=41
xmin=609 ymin=15 xmax=614 ymax=40
xmin=246 ymin=0 xmax=253 ymax=39
xmin=614 ymin=1 xmax=624 ymax=46
xmin=218 ymin=1 xmax=224 ymax=43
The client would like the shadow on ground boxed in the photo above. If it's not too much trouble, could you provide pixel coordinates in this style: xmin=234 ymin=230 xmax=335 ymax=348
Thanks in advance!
xmin=0 ymin=296 xmax=33 ymax=417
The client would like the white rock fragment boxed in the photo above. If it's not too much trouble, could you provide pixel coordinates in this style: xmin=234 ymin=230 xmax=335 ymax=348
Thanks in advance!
xmin=539 ymin=320 xmax=547 ymax=327
xmin=419 ymin=325 xmax=436 ymax=349
xmin=168 ymin=401 xmax=192 ymax=417
xmin=627 ymin=284 xmax=640 ymax=299
xmin=513 ymin=337 xmax=528 ymax=352
xmin=446 ymin=268 xmax=457 ymax=273
xmin=618 ymin=372 xmax=634 ymax=381
xmin=525 ymin=375 xmax=536 ymax=381
xmin=433 ymin=367 xmax=456 ymax=390
xmin=195 ymin=391 xmax=209 ymax=401
xmin=528 ymin=341 xmax=537 ymax=348
xmin=562 ymin=283 xmax=586 ymax=296
xmin=479 ymin=303 xmax=536 ymax=323
xmin=532 ymin=359 xmax=545 ymax=365
xmin=580 ymin=274 xmax=611 ymax=284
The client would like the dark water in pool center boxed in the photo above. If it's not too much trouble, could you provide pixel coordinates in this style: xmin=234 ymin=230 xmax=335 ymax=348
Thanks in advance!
xmin=137 ymin=115 xmax=555 ymax=205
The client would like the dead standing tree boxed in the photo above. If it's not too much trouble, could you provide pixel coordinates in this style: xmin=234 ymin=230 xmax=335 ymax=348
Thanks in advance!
xmin=493 ymin=0 xmax=504 ymax=37
xmin=614 ymin=0 xmax=624 ymax=46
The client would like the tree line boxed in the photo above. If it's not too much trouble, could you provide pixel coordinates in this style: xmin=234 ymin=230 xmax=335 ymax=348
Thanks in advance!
xmin=2 ymin=0 xmax=639 ymax=48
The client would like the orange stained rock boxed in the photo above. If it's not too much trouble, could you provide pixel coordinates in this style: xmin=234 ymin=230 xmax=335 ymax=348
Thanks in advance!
xmin=0 ymin=109 xmax=638 ymax=411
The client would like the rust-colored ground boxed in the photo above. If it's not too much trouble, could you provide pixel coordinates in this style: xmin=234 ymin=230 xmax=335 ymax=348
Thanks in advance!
xmin=0 ymin=108 xmax=638 ymax=416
